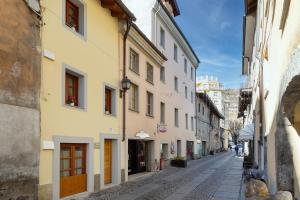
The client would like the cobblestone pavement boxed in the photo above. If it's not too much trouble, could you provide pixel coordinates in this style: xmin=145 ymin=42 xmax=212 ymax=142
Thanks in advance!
xmin=75 ymin=152 xmax=244 ymax=200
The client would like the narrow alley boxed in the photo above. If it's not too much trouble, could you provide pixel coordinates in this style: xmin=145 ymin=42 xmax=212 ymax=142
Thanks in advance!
xmin=75 ymin=152 xmax=243 ymax=200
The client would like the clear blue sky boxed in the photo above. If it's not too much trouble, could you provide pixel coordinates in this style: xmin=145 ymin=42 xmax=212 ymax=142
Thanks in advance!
xmin=175 ymin=0 xmax=244 ymax=89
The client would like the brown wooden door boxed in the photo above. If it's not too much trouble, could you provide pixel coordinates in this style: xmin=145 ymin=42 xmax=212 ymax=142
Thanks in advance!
xmin=104 ymin=139 xmax=112 ymax=184
xmin=60 ymin=143 xmax=87 ymax=198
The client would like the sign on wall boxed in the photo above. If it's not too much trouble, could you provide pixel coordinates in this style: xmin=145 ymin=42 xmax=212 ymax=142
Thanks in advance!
xmin=157 ymin=124 xmax=167 ymax=133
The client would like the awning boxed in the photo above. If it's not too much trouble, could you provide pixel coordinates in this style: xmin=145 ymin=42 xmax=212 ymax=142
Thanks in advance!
xmin=239 ymin=124 xmax=254 ymax=141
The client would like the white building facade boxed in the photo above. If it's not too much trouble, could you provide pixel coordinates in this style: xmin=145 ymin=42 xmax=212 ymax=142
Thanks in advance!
xmin=241 ymin=0 xmax=300 ymax=198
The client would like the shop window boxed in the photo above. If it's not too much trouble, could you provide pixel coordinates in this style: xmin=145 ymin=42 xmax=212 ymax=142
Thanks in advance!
xmin=129 ymin=49 xmax=139 ymax=74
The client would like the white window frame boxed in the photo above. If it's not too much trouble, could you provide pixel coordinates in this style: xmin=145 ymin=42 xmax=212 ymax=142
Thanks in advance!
xmin=160 ymin=66 xmax=165 ymax=83
xmin=185 ymin=113 xmax=188 ymax=130
xmin=174 ymin=76 xmax=178 ymax=92
xmin=129 ymin=48 xmax=139 ymax=75
xmin=146 ymin=62 xmax=154 ymax=84
xmin=146 ymin=91 xmax=154 ymax=117
xmin=160 ymin=27 xmax=165 ymax=48
xmin=160 ymin=102 xmax=165 ymax=124
xmin=129 ymin=82 xmax=139 ymax=112
xmin=174 ymin=108 xmax=179 ymax=127
xmin=174 ymin=44 xmax=178 ymax=62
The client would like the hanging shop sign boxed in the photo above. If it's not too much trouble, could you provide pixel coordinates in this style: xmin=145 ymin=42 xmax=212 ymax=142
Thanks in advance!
xmin=157 ymin=124 xmax=167 ymax=133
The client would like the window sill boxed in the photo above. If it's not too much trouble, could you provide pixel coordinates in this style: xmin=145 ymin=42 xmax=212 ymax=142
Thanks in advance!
xmin=146 ymin=80 xmax=154 ymax=85
xmin=146 ymin=114 xmax=154 ymax=118
xmin=104 ymin=112 xmax=117 ymax=118
xmin=129 ymin=68 xmax=140 ymax=76
xmin=129 ymin=108 xmax=139 ymax=113
xmin=64 ymin=24 xmax=87 ymax=41
xmin=63 ymin=104 xmax=86 ymax=112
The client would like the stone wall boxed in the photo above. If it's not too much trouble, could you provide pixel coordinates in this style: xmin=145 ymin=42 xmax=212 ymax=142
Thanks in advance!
xmin=0 ymin=0 xmax=41 ymax=199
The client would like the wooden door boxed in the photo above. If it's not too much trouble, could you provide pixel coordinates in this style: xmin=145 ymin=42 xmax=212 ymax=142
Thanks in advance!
xmin=60 ymin=143 xmax=87 ymax=198
xmin=104 ymin=139 xmax=112 ymax=184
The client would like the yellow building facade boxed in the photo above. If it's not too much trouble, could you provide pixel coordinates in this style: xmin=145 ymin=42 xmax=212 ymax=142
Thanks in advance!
xmin=38 ymin=0 xmax=134 ymax=199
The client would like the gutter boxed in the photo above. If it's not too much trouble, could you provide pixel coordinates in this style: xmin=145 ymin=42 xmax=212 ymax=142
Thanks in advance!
xmin=122 ymin=20 xmax=133 ymax=142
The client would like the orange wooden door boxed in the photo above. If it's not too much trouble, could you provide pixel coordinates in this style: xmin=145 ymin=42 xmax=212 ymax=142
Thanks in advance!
xmin=104 ymin=139 xmax=112 ymax=184
xmin=60 ymin=143 xmax=87 ymax=198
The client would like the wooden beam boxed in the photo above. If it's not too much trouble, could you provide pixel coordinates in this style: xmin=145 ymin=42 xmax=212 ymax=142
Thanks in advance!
xmin=101 ymin=0 xmax=114 ymax=8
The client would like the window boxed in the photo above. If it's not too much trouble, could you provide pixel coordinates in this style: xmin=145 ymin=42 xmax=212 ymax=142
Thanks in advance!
xmin=129 ymin=83 xmax=139 ymax=112
xmin=184 ymin=58 xmax=187 ymax=74
xmin=174 ymin=108 xmax=179 ymax=127
xmin=198 ymin=103 xmax=201 ymax=113
xmin=191 ymin=116 xmax=194 ymax=131
xmin=146 ymin=63 xmax=154 ymax=84
xmin=185 ymin=86 xmax=188 ymax=99
xmin=60 ymin=143 xmax=86 ymax=177
xmin=191 ymin=67 xmax=194 ymax=80
xmin=174 ymin=44 xmax=178 ymax=62
xmin=104 ymin=86 xmax=116 ymax=116
xmin=174 ymin=76 xmax=178 ymax=92
xmin=185 ymin=113 xmax=188 ymax=129
xmin=129 ymin=49 xmax=139 ymax=74
xmin=160 ymin=66 xmax=165 ymax=83
xmin=65 ymin=72 xmax=79 ymax=106
xmin=64 ymin=68 xmax=86 ymax=109
xmin=160 ymin=102 xmax=165 ymax=124
xmin=160 ymin=27 xmax=165 ymax=48
xmin=146 ymin=91 xmax=154 ymax=117
xmin=191 ymin=92 xmax=194 ymax=103
xmin=202 ymin=106 xmax=204 ymax=115
xmin=65 ymin=0 xmax=85 ymax=36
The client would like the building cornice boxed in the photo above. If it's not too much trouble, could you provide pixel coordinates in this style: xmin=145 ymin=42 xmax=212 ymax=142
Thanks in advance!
xmin=154 ymin=1 xmax=200 ymax=68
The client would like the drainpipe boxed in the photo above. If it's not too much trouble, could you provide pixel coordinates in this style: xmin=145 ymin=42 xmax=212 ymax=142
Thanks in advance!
xmin=122 ymin=20 xmax=133 ymax=142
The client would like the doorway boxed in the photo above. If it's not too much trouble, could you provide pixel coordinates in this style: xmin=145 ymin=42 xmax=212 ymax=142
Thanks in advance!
xmin=104 ymin=139 xmax=112 ymax=184
xmin=186 ymin=141 xmax=194 ymax=160
xmin=202 ymin=141 xmax=206 ymax=156
xmin=128 ymin=140 xmax=148 ymax=175
xmin=60 ymin=143 xmax=87 ymax=198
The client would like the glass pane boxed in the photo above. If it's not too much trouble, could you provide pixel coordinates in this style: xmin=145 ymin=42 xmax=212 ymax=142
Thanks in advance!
xmin=75 ymin=146 xmax=82 ymax=157
xmin=75 ymin=158 xmax=82 ymax=168
xmin=75 ymin=168 xmax=82 ymax=175
xmin=61 ymin=148 xmax=70 ymax=158
xmin=61 ymin=159 xmax=70 ymax=170
xmin=60 ymin=170 xmax=70 ymax=177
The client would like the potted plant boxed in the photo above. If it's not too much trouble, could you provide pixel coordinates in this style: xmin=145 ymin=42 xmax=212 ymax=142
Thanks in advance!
xmin=67 ymin=96 xmax=77 ymax=106
xmin=170 ymin=156 xmax=187 ymax=168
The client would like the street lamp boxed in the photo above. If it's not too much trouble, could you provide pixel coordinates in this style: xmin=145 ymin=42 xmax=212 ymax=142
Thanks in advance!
xmin=121 ymin=76 xmax=131 ymax=92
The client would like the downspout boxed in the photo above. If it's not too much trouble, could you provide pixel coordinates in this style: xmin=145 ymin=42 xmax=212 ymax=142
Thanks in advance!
xmin=122 ymin=20 xmax=133 ymax=142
